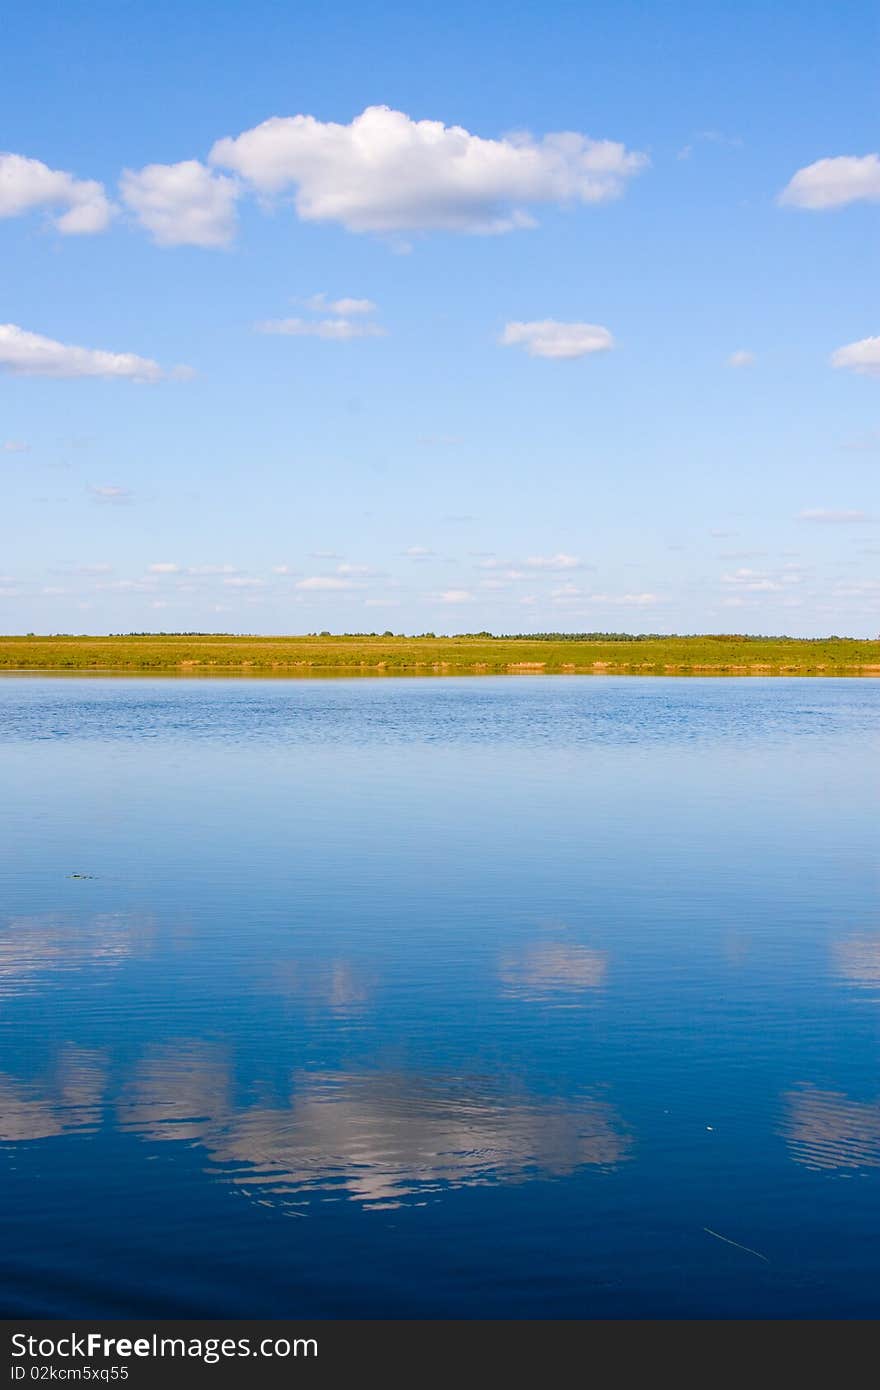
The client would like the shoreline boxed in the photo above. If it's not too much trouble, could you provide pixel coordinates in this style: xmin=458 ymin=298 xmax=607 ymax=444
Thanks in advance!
xmin=1 ymin=667 xmax=879 ymax=680
xmin=1 ymin=635 xmax=879 ymax=680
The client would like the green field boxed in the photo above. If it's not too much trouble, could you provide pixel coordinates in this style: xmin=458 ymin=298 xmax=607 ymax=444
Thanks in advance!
xmin=1 ymin=633 xmax=879 ymax=676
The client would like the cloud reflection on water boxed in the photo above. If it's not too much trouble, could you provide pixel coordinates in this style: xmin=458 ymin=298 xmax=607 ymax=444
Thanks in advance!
xmin=781 ymin=1084 xmax=880 ymax=1172
xmin=0 ymin=912 xmax=156 ymax=998
xmin=832 ymin=936 xmax=880 ymax=991
xmin=498 ymin=943 xmax=607 ymax=1003
xmin=0 ymin=1047 xmax=106 ymax=1141
xmin=118 ymin=1043 xmax=632 ymax=1208
xmin=0 ymin=1038 xmax=631 ymax=1209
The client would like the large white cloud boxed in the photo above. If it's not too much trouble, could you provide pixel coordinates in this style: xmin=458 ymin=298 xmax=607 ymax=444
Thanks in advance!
xmin=831 ymin=336 xmax=880 ymax=379
xmin=209 ymin=105 xmax=647 ymax=234
xmin=779 ymin=153 xmax=880 ymax=209
xmin=500 ymin=320 xmax=614 ymax=359
xmin=119 ymin=160 xmax=239 ymax=246
xmin=0 ymin=152 xmax=112 ymax=233
xmin=0 ymin=324 xmax=170 ymax=381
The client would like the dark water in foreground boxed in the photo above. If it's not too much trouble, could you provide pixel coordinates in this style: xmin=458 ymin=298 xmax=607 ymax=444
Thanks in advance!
xmin=1 ymin=676 xmax=878 ymax=1319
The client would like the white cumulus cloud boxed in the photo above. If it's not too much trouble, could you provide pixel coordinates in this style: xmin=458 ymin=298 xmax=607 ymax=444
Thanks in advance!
xmin=0 ymin=324 xmax=173 ymax=381
xmin=779 ymin=154 xmax=880 ymax=210
xmin=0 ymin=152 xmax=112 ymax=233
xmin=120 ymin=160 xmax=239 ymax=247
xmin=831 ymin=336 xmax=880 ymax=379
xmin=500 ymin=320 xmax=614 ymax=359
xmin=209 ymin=105 xmax=647 ymax=235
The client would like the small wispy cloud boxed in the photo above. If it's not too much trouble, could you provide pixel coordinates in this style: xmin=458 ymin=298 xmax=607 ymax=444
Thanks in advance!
xmin=305 ymin=294 xmax=377 ymax=316
xmin=2 ymin=439 xmax=29 ymax=453
xmin=727 ymin=349 xmax=755 ymax=368
xmin=524 ymin=552 xmax=583 ymax=571
xmin=296 ymin=575 xmax=358 ymax=591
xmin=840 ymin=430 xmax=880 ymax=452
xmin=186 ymin=564 xmax=241 ymax=575
xmin=722 ymin=567 xmax=782 ymax=592
xmin=500 ymin=320 xmax=613 ymax=360
xmin=97 ymin=578 xmax=157 ymax=592
xmin=89 ymin=484 xmax=132 ymax=504
xmin=677 ymin=130 xmax=743 ymax=161
xmin=797 ymin=508 xmax=874 ymax=524
xmin=603 ymin=592 xmax=659 ymax=605
xmin=832 ymin=579 xmax=880 ymax=598
xmin=256 ymin=316 xmax=386 ymax=341
xmin=336 ymin=562 xmax=386 ymax=577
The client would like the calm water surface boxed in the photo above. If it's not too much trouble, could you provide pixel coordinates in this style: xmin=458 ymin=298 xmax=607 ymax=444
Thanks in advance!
xmin=1 ymin=676 xmax=878 ymax=1317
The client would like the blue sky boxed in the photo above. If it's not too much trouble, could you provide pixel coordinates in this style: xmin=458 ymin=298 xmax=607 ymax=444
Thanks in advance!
xmin=1 ymin=0 xmax=878 ymax=636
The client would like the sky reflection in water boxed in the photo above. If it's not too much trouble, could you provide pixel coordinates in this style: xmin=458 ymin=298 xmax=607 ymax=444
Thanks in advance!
xmin=0 ymin=677 xmax=878 ymax=1317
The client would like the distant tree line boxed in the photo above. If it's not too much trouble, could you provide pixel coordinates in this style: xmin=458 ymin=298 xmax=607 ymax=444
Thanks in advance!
xmin=27 ymin=630 xmax=865 ymax=643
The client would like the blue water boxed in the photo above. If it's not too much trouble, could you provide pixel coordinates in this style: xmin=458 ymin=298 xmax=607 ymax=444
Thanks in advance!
xmin=1 ymin=676 xmax=878 ymax=1318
